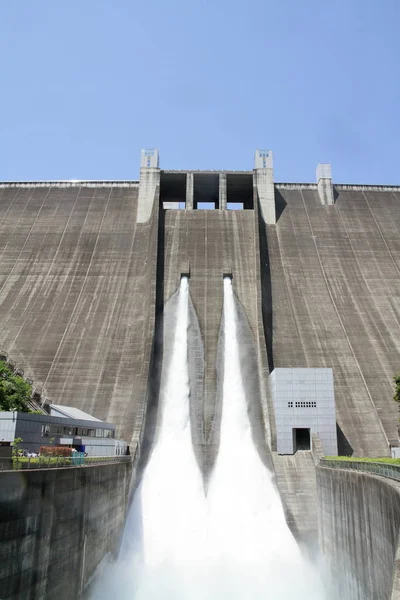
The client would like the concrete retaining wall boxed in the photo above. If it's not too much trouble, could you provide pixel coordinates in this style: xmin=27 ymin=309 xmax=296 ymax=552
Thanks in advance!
xmin=317 ymin=465 xmax=400 ymax=600
xmin=0 ymin=461 xmax=132 ymax=600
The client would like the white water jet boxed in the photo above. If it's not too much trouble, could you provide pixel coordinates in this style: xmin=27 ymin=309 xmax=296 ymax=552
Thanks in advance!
xmin=91 ymin=276 xmax=331 ymax=599
xmin=90 ymin=276 xmax=207 ymax=599
xmin=205 ymin=277 xmax=329 ymax=598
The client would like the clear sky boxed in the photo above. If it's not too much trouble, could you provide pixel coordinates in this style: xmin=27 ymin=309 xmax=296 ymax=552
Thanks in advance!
xmin=1 ymin=0 xmax=399 ymax=183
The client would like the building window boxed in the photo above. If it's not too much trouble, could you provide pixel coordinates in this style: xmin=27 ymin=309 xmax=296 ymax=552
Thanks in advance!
xmin=41 ymin=424 xmax=50 ymax=437
xmin=294 ymin=401 xmax=317 ymax=408
xmin=288 ymin=402 xmax=293 ymax=408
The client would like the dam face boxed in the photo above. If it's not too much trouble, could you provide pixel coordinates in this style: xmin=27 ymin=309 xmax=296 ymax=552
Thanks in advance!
xmin=1 ymin=153 xmax=399 ymax=460
xmin=2 ymin=150 xmax=400 ymax=597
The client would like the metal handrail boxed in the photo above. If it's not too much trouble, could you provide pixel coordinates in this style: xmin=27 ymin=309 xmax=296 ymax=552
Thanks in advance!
xmin=320 ymin=459 xmax=400 ymax=484
xmin=0 ymin=455 xmax=131 ymax=472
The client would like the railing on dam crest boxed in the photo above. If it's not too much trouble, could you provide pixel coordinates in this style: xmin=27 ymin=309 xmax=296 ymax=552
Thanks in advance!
xmin=320 ymin=458 xmax=400 ymax=484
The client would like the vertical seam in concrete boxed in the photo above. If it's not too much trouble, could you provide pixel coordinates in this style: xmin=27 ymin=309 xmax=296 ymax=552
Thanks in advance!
xmin=36 ymin=190 xmax=102 ymax=394
xmin=6 ymin=187 xmax=83 ymax=353
xmin=0 ymin=186 xmax=21 ymax=229
xmin=42 ymin=187 xmax=113 ymax=392
xmin=251 ymin=210 xmax=274 ymax=447
xmin=203 ymin=210 xmax=208 ymax=440
xmin=335 ymin=201 xmax=400 ymax=367
xmin=390 ymin=529 xmax=400 ymax=599
xmin=0 ymin=187 xmax=52 ymax=301
xmin=362 ymin=191 xmax=400 ymax=280
xmin=0 ymin=188 xmax=27 ymax=264
xmin=275 ymin=216 xmax=309 ymax=367
xmin=300 ymin=190 xmax=389 ymax=449
xmin=105 ymin=190 xmax=140 ymax=423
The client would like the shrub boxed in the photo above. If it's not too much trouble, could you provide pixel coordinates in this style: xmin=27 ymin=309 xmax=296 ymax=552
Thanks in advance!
xmin=40 ymin=446 xmax=72 ymax=457
xmin=394 ymin=374 xmax=400 ymax=408
xmin=12 ymin=437 xmax=23 ymax=457
xmin=0 ymin=361 xmax=32 ymax=412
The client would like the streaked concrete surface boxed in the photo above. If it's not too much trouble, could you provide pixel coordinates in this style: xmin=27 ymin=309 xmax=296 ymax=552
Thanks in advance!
xmin=0 ymin=184 xmax=159 ymax=448
xmin=1 ymin=181 xmax=400 ymax=473
xmin=269 ymin=186 xmax=400 ymax=457
xmin=272 ymin=450 xmax=318 ymax=549
xmin=162 ymin=208 xmax=271 ymax=474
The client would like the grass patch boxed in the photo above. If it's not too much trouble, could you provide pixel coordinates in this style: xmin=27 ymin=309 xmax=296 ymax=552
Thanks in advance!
xmin=325 ymin=456 xmax=400 ymax=465
xmin=12 ymin=455 xmax=120 ymax=468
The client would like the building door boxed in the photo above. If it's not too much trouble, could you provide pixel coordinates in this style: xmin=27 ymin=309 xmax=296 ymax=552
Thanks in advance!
xmin=293 ymin=428 xmax=311 ymax=452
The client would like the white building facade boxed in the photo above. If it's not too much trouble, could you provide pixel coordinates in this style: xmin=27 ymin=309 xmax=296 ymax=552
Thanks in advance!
xmin=270 ymin=368 xmax=338 ymax=456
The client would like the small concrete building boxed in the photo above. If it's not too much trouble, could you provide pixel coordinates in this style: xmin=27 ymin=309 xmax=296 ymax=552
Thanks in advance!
xmin=270 ymin=368 xmax=337 ymax=455
xmin=0 ymin=406 xmax=128 ymax=456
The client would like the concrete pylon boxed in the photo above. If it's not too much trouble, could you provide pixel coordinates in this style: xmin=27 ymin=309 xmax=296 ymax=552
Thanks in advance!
xmin=316 ymin=163 xmax=334 ymax=205
xmin=219 ymin=172 xmax=227 ymax=210
xmin=137 ymin=149 xmax=160 ymax=223
xmin=186 ymin=172 xmax=194 ymax=210
xmin=254 ymin=150 xmax=275 ymax=224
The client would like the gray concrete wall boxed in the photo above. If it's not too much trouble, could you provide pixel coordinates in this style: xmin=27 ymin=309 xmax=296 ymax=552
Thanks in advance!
xmin=3 ymin=181 xmax=400 ymax=551
xmin=162 ymin=207 xmax=272 ymax=475
xmin=0 ymin=460 xmax=132 ymax=600
xmin=263 ymin=186 xmax=400 ymax=551
xmin=269 ymin=186 xmax=400 ymax=457
xmin=0 ymin=184 xmax=160 ymax=450
xmin=317 ymin=465 xmax=400 ymax=600
xmin=2 ymin=183 xmax=399 ymax=463
xmin=272 ymin=451 xmax=318 ymax=550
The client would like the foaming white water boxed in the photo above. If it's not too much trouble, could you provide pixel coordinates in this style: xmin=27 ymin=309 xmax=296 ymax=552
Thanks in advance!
xmin=205 ymin=278 xmax=329 ymax=598
xmin=91 ymin=276 xmax=330 ymax=599
xmin=90 ymin=277 xmax=207 ymax=599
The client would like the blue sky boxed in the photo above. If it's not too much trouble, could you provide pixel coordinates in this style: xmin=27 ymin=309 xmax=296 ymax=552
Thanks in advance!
xmin=1 ymin=0 xmax=399 ymax=183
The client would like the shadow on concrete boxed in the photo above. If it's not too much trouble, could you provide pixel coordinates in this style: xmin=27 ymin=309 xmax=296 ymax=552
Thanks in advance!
xmin=187 ymin=296 xmax=207 ymax=482
xmin=136 ymin=206 xmax=166 ymax=480
xmin=257 ymin=198 xmax=274 ymax=373
xmin=275 ymin=189 xmax=287 ymax=222
xmin=333 ymin=186 xmax=339 ymax=203
xmin=235 ymin=292 xmax=274 ymax=473
xmin=336 ymin=423 xmax=354 ymax=456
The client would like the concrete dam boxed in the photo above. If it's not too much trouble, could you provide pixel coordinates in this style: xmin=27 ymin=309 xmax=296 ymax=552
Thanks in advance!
xmin=2 ymin=149 xmax=400 ymax=599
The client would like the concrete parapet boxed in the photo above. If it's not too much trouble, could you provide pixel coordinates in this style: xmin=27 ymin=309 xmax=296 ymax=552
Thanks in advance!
xmin=0 ymin=461 xmax=133 ymax=600
xmin=254 ymin=150 xmax=275 ymax=224
xmin=137 ymin=149 xmax=160 ymax=223
xmin=186 ymin=172 xmax=194 ymax=210
xmin=311 ymin=432 xmax=325 ymax=465
xmin=316 ymin=162 xmax=334 ymax=205
xmin=317 ymin=465 xmax=400 ymax=600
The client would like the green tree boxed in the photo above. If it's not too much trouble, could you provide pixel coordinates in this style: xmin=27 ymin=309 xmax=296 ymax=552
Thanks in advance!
xmin=12 ymin=437 xmax=23 ymax=457
xmin=0 ymin=361 xmax=32 ymax=412
xmin=395 ymin=374 xmax=400 ymax=408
